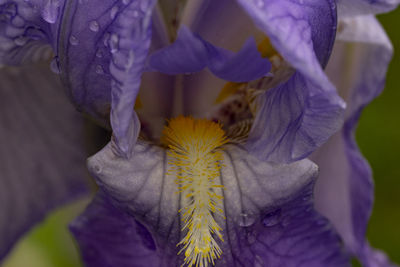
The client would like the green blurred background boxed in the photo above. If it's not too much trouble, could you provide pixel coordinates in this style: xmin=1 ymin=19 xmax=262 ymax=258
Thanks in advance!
xmin=3 ymin=9 xmax=400 ymax=267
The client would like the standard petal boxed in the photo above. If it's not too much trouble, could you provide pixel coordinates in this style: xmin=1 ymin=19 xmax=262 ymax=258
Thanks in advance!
xmin=247 ymin=72 xmax=344 ymax=163
xmin=56 ymin=0 xmax=157 ymax=158
xmin=70 ymin=192 xmax=160 ymax=267
xmin=147 ymin=26 xmax=208 ymax=74
xmin=0 ymin=63 xmax=90 ymax=261
xmin=86 ymin=142 xmax=349 ymax=266
xmin=148 ymin=26 xmax=271 ymax=82
xmin=337 ymin=0 xmax=400 ymax=17
xmin=235 ymin=0 xmax=346 ymax=163
xmin=311 ymin=15 xmax=395 ymax=266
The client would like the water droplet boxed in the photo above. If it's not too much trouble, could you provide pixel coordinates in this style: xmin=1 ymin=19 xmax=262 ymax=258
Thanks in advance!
xmin=41 ymin=0 xmax=61 ymax=24
xmin=238 ymin=212 xmax=257 ymax=227
xmin=110 ymin=6 xmax=118 ymax=19
xmin=122 ymin=0 xmax=130 ymax=4
xmin=108 ymin=33 xmax=119 ymax=53
xmin=96 ymin=50 xmax=103 ymax=58
xmin=95 ymin=65 xmax=104 ymax=74
xmin=50 ymin=57 xmax=61 ymax=74
xmin=89 ymin=20 xmax=99 ymax=32
xmin=262 ymin=209 xmax=281 ymax=227
xmin=14 ymin=36 xmax=28 ymax=46
xmin=103 ymin=33 xmax=110 ymax=47
xmin=132 ymin=10 xmax=139 ymax=17
xmin=69 ymin=35 xmax=79 ymax=45
xmin=92 ymin=164 xmax=102 ymax=174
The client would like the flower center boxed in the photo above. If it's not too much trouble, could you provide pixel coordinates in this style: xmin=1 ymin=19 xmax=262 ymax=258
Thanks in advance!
xmin=162 ymin=116 xmax=228 ymax=267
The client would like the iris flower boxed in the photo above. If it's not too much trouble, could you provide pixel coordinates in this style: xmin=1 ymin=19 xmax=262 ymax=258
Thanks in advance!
xmin=0 ymin=0 xmax=398 ymax=266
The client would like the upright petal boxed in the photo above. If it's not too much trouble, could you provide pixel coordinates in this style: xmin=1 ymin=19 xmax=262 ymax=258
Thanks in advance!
xmin=311 ymin=15 xmax=395 ymax=266
xmin=0 ymin=63 xmax=90 ymax=261
xmin=148 ymin=26 xmax=271 ymax=82
xmin=81 ymin=142 xmax=349 ymax=266
xmin=235 ymin=0 xmax=345 ymax=163
xmin=56 ymin=0 xmax=157 ymax=157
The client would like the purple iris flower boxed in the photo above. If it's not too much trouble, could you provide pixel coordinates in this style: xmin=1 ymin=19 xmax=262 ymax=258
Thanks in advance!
xmin=0 ymin=0 xmax=398 ymax=266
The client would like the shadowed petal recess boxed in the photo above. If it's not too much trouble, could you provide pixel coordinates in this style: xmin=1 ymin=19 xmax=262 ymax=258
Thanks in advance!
xmin=0 ymin=63 xmax=90 ymax=261
xmin=312 ymin=15 xmax=396 ymax=266
xmin=336 ymin=0 xmax=400 ymax=17
xmin=73 ymin=142 xmax=350 ymax=266
xmin=147 ymin=26 xmax=271 ymax=82
xmin=235 ymin=0 xmax=346 ymax=163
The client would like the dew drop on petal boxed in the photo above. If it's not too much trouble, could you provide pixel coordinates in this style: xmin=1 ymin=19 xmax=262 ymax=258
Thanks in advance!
xmin=238 ymin=212 xmax=256 ymax=227
xmin=69 ymin=35 xmax=79 ymax=45
xmin=14 ymin=36 xmax=28 ymax=46
xmin=110 ymin=6 xmax=118 ymax=19
xmin=262 ymin=209 xmax=281 ymax=227
xmin=96 ymin=50 xmax=103 ymax=58
xmin=89 ymin=20 xmax=99 ymax=32
xmin=109 ymin=34 xmax=119 ymax=53
xmin=50 ymin=57 xmax=61 ymax=74
xmin=95 ymin=65 xmax=104 ymax=74
xmin=41 ymin=0 xmax=61 ymax=24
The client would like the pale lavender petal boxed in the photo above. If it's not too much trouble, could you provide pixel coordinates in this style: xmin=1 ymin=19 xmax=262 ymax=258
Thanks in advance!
xmin=148 ymin=26 xmax=271 ymax=82
xmin=70 ymin=191 xmax=160 ymax=267
xmin=84 ymin=142 xmax=349 ymax=266
xmin=0 ymin=63 xmax=90 ymax=261
xmin=311 ymin=15 xmax=396 ymax=266
xmin=236 ymin=0 xmax=346 ymax=163
xmin=337 ymin=0 xmax=400 ymax=17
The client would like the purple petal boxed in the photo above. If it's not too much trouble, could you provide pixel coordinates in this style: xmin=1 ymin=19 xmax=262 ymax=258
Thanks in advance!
xmin=70 ymin=192 xmax=160 ymax=267
xmin=247 ymin=72 xmax=344 ymax=163
xmin=0 ymin=1 xmax=55 ymax=65
xmin=56 ymin=0 xmax=157 ymax=158
xmin=337 ymin=0 xmax=400 ymax=17
xmin=0 ymin=63 xmax=90 ymax=261
xmin=84 ymin=141 xmax=349 ymax=266
xmin=148 ymin=26 xmax=271 ymax=82
xmin=206 ymin=37 xmax=271 ymax=82
xmin=147 ymin=26 xmax=208 ymax=74
xmin=311 ymin=16 xmax=396 ymax=266
xmin=235 ymin=0 xmax=345 ymax=163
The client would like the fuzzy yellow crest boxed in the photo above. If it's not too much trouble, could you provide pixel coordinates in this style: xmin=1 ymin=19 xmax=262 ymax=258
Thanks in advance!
xmin=163 ymin=116 xmax=228 ymax=267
